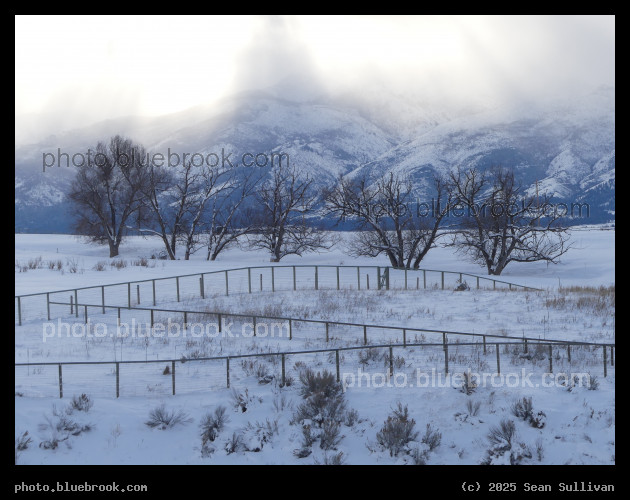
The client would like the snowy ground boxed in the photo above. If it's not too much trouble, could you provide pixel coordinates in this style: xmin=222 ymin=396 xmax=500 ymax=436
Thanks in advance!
xmin=15 ymin=228 xmax=615 ymax=465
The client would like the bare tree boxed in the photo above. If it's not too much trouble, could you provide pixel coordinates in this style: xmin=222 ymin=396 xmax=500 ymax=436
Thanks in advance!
xmin=204 ymin=169 xmax=262 ymax=261
xmin=68 ymin=135 xmax=149 ymax=257
xmin=448 ymin=166 xmax=571 ymax=275
xmin=247 ymin=164 xmax=333 ymax=262
xmin=325 ymin=172 xmax=453 ymax=269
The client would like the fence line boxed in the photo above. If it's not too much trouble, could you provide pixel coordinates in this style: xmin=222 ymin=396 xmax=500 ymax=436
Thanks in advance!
xmin=46 ymin=299 xmax=610 ymax=348
xmin=15 ymin=339 xmax=615 ymax=399
xmin=15 ymin=265 xmax=542 ymax=325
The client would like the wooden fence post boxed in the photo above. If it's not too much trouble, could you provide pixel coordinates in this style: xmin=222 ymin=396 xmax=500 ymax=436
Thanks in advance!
xmin=200 ymin=274 xmax=205 ymax=298
xmin=483 ymin=335 xmax=487 ymax=354
xmin=315 ymin=266 xmax=319 ymax=290
xmin=289 ymin=319 xmax=292 ymax=340
xmin=176 ymin=277 xmax=180 ymax=302
xmin=335 ymin=350 xmax=340 ymax=382
xmin=127 ymin=282 xmax=131 ymax=308
xmin=225 ymin=270 xmax=229 ymax=296
xmin=136 ymin=285 xmax=140 ymax=305
xmin=58 ymin=364 xmax=63 ymax=399
xmin=423 ymin=270 xmax=426 ymax=289
xmin=567 ymin=344 xmax=571 ymax=362
xmin=610 ymin=346 xmax=614 ymax=366
xmin=389 ymin=345 xmax=394 ymax=376
xmin=325 ymin=322 xmax=329 ymax=342
xmin=603 ymin=346 xmax=607 ymax=377
xmin=152 ymin=279 xmax=156 ymax=306
xmin=403 ymin=329 xmax=407 ymax=347
xmin=366 ymin=274 xmax=370 ymax=290
xmin=84 ymin=305 xmax=88 ymax=324
xmin=357 ymin=267 xmax=361 ymax=290
xmin=116 ymin=362 xmax=120 ymax=398
xmin=444 ymin=342 xmax=448 ymax=374
xmin=17 ymin=296 xmax=22 ymax=326
xmin=441 ymin=271 xmax=444 ymax=290
xmin=281 ymin=354 xmax=286 ymax=386
xmin=271 ymin=267 xmax=275 ymax=292
xmin=405 ymin=268 xmax=408 ymax=290
xmin=69 ymin=295 xmax=73 ymax=315
xmin=363 ymin=325 xmax=367 ymax=345
xmin=336 ymin=266 xmax=340 ymax=290
xmin=248 ymin=268 xmax=252 ymax=294
xmin=46 ymin=293 xmax=50 ymax=321
xmin=496 ymin=344 xmax=500 ymax=374
xmin=226 ymin=358 xmax=230 ymax=388
xmin=74 ymin=289 xmax=78 ymax=317
xmin=548 ymin=345 xmax=553 ymax=373
xmin=172 ymin=361 xmax=176 ymax=395
xmin=102 ymin=286 xmax=106 ymax=313
xmin=293 ymin=266 xmax=297 ymax=291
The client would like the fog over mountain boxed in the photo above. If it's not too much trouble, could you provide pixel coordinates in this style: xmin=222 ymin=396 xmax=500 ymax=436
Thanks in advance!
xmin=15 ymin=15 xmax=614 ymax=232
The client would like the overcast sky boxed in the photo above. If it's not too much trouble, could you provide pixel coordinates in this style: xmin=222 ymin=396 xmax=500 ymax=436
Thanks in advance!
xmin=15 ymin=15 xmax=614 ymax=145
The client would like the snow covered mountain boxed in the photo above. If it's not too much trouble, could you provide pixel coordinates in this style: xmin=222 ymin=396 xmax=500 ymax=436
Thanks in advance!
xmin=15 ymin=85 xmax=614 ymax=233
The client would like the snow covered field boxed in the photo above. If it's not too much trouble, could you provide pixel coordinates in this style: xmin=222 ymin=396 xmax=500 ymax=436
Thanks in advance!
xmin=15 ymin=228 xmax=614 ymax=465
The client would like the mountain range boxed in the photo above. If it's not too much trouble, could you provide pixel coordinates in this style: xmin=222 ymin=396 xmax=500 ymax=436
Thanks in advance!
xmin=15 ymin=83 xmax=615 ymax=233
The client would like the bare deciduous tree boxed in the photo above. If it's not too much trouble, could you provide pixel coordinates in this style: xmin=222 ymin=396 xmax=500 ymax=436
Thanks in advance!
xmin=247 ymin=164 xmax=333 ymax=262
xmin=324 ymin=172 xmax=453 ymax=269
xmin=205 ymin=169 xmax=262 ymax=261
xmin=448 ymin=166 xmax=571 ymax=275
xmin=68 ymin=135 xmax=149 ymax=257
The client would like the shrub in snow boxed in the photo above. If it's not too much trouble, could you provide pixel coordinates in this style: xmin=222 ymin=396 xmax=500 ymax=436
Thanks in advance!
xmin=409 ymin=444 xmax=430 ymax=465
xmin=294 ymin=425 xmax=316 ymax=458
xmin=466 ymin=399 xmax=481 ymax=416
xmin=320 ymin=421 xmax=343 ymax=451
xmin=358 ymin=348 xmax=385 ymax=367
xmin=487 ymin=419 xmax=516 ymax=448
xmin=510 ymin=397 xmax=533 ymax=420
xmin=344 ymin=408 xmax=361 ymax=427
xmin=587 ymin=373 xmax=599 ymax=390
xmin=530 ymin=411 xmax=546 ymax=429
xmin=510 ymin=397 xmax=546 ymax=428
xmin=15 ymin=431 xmax=32 ymax=463
xmin=421 ymin=423 xmax=442 ymax=451
xmin=376 ymin=403 xmax=419 ymax=457
xmin=240 ymin=419 xmax=279 ymax=452
xmin=231 ymin=388 xmax=261 ymax=413
xmin=298 ymin=369 xmax=340 ymax=399
xmin=200 ymin=405 xmax=229 ymax=453
xmin=454 ymin=280 xmax=470 ymax=291
xmin=481 ymin=419 xmax=532 ymax=465
xmin=144 ymin=404 xmax=192 ymax=430
xmin=535 ymin=437 xmax=544 ymax=462
xmin=459 ymin=370 xmax=477 ymax=395
xmin=38 ymin=408 xmax=92 ymax=450
xmin=314 ymin=451 xmax=345 ymax=465
xmin=69 ymin=393 xmax=93 ymax=413
xmin=224 ymin=432 xmax=243 ymax=455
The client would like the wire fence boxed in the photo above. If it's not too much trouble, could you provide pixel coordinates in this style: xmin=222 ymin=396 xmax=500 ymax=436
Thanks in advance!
xmin=15 ymin=340 xmax=614 ymax=399
xmin=15 ymin=265 xmax=541 ymax=325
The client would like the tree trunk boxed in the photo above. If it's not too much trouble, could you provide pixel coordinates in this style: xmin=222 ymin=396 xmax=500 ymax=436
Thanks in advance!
xmin=108 ymin=240 xmax=119 ymax=258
